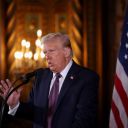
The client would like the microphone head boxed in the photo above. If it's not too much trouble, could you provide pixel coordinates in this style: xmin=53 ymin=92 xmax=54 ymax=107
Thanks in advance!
xmin=20 ymin=71 xmax=36 ymax=83
xmin=20 ymin=68 xmax=43 ymax=83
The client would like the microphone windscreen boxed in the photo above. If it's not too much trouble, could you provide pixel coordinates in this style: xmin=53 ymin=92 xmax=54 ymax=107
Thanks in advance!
xmin=20 ymin=68 xmax=42 ymax=82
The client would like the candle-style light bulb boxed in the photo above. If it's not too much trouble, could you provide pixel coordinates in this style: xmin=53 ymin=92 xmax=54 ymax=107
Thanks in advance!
xmin=35 ymin=39 xmax=41 ymax=47
xmin=21 ymin=39 xmax=26 ymax=47
xmin=14 ymin=51 xmax=23 ymax=59
xmin=26 ymin=41 xmax=30 ymax=49
xmin=37 ymin=29 xmax=42 ymax=37
xmin=34 ymin=53 xmax=39 ymax=61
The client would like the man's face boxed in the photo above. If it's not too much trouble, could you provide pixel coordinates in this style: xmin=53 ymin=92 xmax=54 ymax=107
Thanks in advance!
xmin=43 ymin=40 xmax=68 ymax=73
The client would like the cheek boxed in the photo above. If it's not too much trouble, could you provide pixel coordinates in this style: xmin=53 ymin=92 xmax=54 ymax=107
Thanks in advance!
xmin=51 ymin=52 xmax=65 ymax=65
xmin=54 ymin=53 xmax=64 ymax=60
xmin=57 ymin=57 xmax=65 ymax=65
xmin=52 ymin=56 xmax=63 ymax=64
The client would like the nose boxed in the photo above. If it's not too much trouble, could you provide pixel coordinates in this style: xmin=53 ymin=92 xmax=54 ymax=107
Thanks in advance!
xmin=45 ymin=53 xmax=51 ymax=60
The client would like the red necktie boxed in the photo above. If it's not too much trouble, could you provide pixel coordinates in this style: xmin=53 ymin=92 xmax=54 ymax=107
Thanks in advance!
xmin=47 ymin=73 xmax=61 ymax=128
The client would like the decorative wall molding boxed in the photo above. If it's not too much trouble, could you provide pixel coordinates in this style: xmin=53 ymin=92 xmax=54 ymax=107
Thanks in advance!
xmin=69 ymin=0 xmax=83 ymax=65
xmin=0 ymin=0 xmax=6 ymax=79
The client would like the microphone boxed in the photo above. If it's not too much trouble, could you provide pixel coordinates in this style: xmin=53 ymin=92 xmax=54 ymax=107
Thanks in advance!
xmin=19 ymin=68 xmax=42 ymax=83
xmin=20 ymin=70 xmax=36 ymax=82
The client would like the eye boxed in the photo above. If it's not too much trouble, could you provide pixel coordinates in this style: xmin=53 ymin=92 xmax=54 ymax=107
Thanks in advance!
xmin=43 ymin=49 xmax=56 ymax=55
xmin=49 ymin=50 xmax=55 ymax=53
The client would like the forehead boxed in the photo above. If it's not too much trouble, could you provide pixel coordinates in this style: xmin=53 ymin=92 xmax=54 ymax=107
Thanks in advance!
xmin=43 ymin=40 xmax=63 ymax=49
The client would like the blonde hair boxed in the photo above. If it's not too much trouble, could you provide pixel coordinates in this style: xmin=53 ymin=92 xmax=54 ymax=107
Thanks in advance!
xmin=41 ymin=32 xmax=73 ymax=56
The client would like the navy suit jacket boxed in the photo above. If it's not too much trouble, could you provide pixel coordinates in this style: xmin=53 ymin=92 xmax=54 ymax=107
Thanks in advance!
xmin=15 ymin=61 xmax=99 ymax=128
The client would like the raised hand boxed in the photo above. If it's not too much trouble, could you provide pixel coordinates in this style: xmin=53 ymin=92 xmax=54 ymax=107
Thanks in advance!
xmin=0 ymin=79 xmax=22 ymax=108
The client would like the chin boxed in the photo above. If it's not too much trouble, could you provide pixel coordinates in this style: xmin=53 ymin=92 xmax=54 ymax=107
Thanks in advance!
xmin=49 ymin=67 xmax=55 ymax=72
xmin=51 ymin=69 xmax=59 ymax=73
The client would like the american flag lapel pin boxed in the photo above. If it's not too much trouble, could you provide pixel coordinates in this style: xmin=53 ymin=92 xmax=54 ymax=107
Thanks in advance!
xmin=70 ymin=75 xmax=74 ymax=80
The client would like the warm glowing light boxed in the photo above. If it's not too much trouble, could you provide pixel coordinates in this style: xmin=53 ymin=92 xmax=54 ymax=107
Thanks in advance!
xmin=37 ymin=29 xmax=42 ymax=37
xmin=28 ymin=51 xmax=33 ymax=59
xmin=24 ymin=51 xmax=33 ymax=59
xmin=26 ymin=41 xmax=30 ymax=48
xmin=14 ymin=51 xmax=23 ymax=59
xmin=24 ymin=52 xmax=28 ymax=58
xmin=21 ymin=39 xmax=26 ymax=47
xmin=34 ymin=53 xmax=39 ymax=60
xmin=41 ymin=44 xmax=44 ymax=49
xmin=14 ymin=29 xmax=46 ymax=70
xmin=35 ymin=39 xmax=41 ymax=47
xmin=40 ymin=51 xmax=45 ymax=58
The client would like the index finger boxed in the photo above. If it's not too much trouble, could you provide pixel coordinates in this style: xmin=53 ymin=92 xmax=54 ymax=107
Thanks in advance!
xmin=6 ymin=79 xmax=12 ymax=88
xmin=0 ymin=80 xmax=9 ymax=90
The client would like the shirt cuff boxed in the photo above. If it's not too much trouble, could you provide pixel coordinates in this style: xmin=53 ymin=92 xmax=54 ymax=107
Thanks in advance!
xmin=8 ymin=102 xmax=20 ymax=116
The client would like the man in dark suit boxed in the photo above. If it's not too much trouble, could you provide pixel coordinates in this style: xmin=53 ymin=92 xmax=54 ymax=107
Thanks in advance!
xmin=0 ymin=32 xmax=99 ymax=128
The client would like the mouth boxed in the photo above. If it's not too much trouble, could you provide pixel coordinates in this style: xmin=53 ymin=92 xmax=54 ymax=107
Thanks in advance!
xmin=48 ymin=62 xmax=53 ymax=68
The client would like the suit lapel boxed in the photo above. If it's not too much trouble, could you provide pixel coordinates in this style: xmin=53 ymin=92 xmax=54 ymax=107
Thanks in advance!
xmin=38 ymin=69 xmax=53 ymax=107
xmin=54 ymin=62 xmax=80 ymax=112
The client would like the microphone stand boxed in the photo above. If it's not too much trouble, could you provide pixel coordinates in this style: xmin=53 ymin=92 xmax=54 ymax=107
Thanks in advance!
xmin=0 ymin=78 xmax=29 ymax=128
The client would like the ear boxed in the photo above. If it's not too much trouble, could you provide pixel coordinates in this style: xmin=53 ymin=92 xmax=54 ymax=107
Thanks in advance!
xmin=64 ymin=47 xmax=71 ymax=57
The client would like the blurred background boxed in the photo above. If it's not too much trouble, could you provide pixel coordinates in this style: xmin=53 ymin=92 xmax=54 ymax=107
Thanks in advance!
xmin=0 ymin=0 xmax=127 ymax=127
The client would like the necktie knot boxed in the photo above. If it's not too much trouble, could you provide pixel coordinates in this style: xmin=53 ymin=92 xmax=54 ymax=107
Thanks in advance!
xmin=56 ymin=73 xmax=62 ymax=79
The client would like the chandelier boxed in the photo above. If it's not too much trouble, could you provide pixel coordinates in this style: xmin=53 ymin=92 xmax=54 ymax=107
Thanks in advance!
xmin=14 ymin=29 xmax=47 ymax=74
